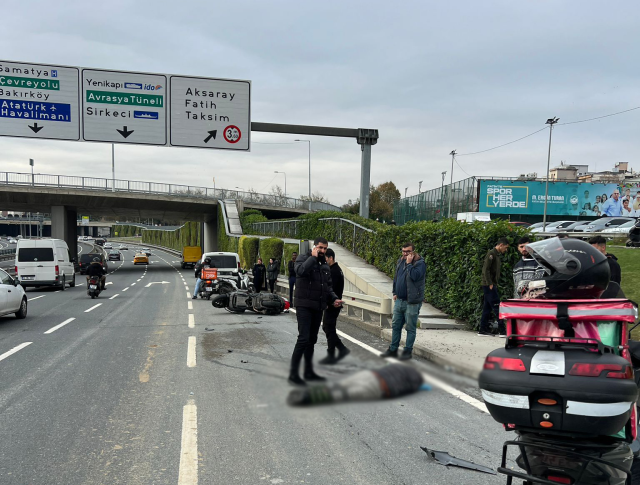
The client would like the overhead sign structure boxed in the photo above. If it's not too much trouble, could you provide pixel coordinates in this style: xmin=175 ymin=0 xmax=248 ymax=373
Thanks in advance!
xmin=0 ymin=61 xmax=80 ymax=141
xmin=0 ymin=60 xmax=250 ymax=151
xmin=82 ymin=69 xmax=167 ymax=145
xmin=170 ymin=76 xmax=250 ymax=150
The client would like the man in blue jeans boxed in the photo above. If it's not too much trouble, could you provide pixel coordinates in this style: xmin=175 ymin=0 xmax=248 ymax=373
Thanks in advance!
xmin=381 ymin=242 xmax=426 ymax=361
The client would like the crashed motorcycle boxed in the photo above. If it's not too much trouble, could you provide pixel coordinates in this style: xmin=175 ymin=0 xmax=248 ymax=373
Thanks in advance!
xmin=87 ymin=276 xmax=102 ymax=299
xmin=479 ymin=238 xmax=640 ymax=485
xmin=211 ymin=290 xmax=289 ymax=315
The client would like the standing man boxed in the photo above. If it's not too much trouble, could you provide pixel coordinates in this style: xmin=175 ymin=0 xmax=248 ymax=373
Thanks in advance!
xmin=589 ymin=236 xmax=621 ymax=285
xmin=287 ymin=252 xmax=297 ymax=306
xmin=252 ymin=258 xmax=266 ymax=293
xmin=602 ymin=189 xmax=622 ymax=216
xmin=381 ymin=242 xmax=427 ymax=361
xmin=319 ymin=248 xmax=350 ymax=364
xmin=288 ymin=237 xmax=343 ymax=386
xmin=192 ymin=257 xmax=211 ymax=299
xmin=513 ymin=236 xmax=539 ymax=298
xmin=479 ymin=237 xmax=510 ymax=337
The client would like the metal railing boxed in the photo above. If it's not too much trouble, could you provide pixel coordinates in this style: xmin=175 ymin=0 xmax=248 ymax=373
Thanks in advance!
xmin=249 ymin=217 xmax=375 ymax=253
xmin=0 ymin=171 xmax=341 ymax=212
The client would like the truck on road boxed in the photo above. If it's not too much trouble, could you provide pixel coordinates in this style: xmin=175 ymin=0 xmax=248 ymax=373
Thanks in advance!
xmin=181 ymin=246 xmax=202 ymax=269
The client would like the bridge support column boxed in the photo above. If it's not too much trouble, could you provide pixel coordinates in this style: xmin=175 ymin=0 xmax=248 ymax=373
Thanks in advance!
xmin=51 ymin=206 xmax=78 ymax=262
xmin=202 ymin=219 xmax=218 ymax=253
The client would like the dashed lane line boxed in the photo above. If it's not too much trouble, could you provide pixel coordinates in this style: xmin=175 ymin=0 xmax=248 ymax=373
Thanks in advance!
xmin=122 ymin=287 xmax=130 ymax=292
xmin=187 ymin=336 xmax=196 ymax=368
xmin=188 ymin=314 xmax=195 ymax=328
xmin=188 ymin=301 xmax=193 ymax=310
xmin=44 ymin=318 xmax=76 ymax=334
xmin=109 ymin=294 xmax=119 ymax=300
xmin=0 ymin=342 xmax=32 ymax=363
xmin=177 ymin=399 xmax=198 ymax=484
xmin=28 ymin=295 xmax=45 ymax=301
xmin=85 ymin=303 xmax=102 ymax=313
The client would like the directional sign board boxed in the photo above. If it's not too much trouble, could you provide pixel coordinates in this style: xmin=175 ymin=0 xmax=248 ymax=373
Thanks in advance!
xmin=170 ymin=76 xmax=250 ymax=150
xmin=82 ymin=69 xmax=167 ymax=145
xmin=0 ymin=61 xmax=80 ymax=141
xmin=0 ymin=60 xmax=250 ymax=151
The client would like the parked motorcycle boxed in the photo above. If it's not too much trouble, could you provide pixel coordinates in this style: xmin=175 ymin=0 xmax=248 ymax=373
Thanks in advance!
xmin=626 ymin=219 xmax=640 ymax=248
xmin=211 ymin=290 xmax=289 ymax=315
xmin=87 ymin=276 xmax=102 ymax=299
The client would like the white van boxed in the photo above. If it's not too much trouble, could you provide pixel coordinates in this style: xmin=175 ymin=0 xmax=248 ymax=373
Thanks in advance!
xmin=200 ymin=252 xmax=241 ymax=278
xmin=15 ymin=239 xmax=76 ymax=289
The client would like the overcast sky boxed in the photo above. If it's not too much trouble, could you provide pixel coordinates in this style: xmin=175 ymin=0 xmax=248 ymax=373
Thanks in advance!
xmin=1 ymin=0 xmax=638 ymax=206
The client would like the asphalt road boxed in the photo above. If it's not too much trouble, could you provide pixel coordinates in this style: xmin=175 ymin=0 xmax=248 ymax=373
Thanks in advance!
xmin=0 ymin=244 xmax=512 ymax=485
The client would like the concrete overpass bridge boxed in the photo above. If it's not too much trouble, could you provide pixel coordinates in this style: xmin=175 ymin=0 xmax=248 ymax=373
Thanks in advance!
xmin=0 ymin=171 xmax=339 ymax=257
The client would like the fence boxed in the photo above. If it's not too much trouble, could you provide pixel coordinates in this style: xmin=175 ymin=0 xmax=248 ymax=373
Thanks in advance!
xmin=393 ymin=176 xmax=479 ymax=225
xmin=0 ymin=172 xmax=341 ymax=212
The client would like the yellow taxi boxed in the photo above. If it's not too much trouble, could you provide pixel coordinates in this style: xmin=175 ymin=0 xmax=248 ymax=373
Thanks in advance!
xmin=133 ymin=252 xmax=149 ymax=265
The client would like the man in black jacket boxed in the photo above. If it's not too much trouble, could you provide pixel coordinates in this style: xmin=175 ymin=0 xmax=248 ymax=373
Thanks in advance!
xmin=85 ymin=260 xmax=107 ymax=290
xmin=589 ymin=236 xmax=622 ymax=284
xmin=319 ymin=248 xmax=350 ymax=365
xmin=252 ymin=258 xmax=266 ymax=293
xmin=287 ymin=252 xmax=297 ymax=306
xmin=288 ymin=237 xmax=343 ymax=386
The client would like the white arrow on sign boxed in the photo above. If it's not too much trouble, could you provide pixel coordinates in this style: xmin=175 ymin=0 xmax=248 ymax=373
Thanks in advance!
xmin=145 ymin=281 xmax=171 ymax=288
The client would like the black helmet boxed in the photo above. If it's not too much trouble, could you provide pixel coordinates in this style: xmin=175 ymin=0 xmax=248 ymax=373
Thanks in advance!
xmin=525 ymin=238 xmax=610 ymax=299
xmin=204 ymin=258 xmax=211 ymax=264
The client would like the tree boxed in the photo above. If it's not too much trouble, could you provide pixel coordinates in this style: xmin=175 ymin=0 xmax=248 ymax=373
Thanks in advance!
xmin=340 ymin=182 xmax=400 ymax=221
xmin=269 ymin=184 xmax=286 ymax=198
xmin=300 ymin=191 xmax=331 ymax=203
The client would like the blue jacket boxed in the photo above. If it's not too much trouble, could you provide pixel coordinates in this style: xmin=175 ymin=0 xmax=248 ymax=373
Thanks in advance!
xmin=392 ymin=254 xmax=427 ymax=304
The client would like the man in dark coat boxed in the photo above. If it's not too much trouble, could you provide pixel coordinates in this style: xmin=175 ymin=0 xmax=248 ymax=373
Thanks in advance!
xmin=288 ymin=237 xmax=343 ymax=386
xmin=252 ymin=258 xmax=266 ymax=293
xmin=287 ymin=252 xmax=297 ymax=306
xmin=319 ymin=248 xmax=350 ymax=364
xmin=478 ymin=237 xmax=509 ymax=337
xmin=267 ymin=258 xmax=280 ymax=293
xmin=590 ymin=236 xmax=622 ymax=285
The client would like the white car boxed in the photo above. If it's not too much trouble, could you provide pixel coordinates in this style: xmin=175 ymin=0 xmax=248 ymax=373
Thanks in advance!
xmin=104 ymin=243 xmax=113 ymax=249
xmin=531 ymin=221 xmax=573 ymax=233
xmin=8 ymin=238 xmax=17 ymax=244
xmin=0 ymin=268 xmax=27 ymax=319
xmin=602 ymin=220 xmax=636 ymax=234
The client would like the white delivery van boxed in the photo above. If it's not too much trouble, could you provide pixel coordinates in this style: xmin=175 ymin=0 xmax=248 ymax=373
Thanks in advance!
xmin=15 ymin=239 xmax=76 ymax=289
xmin=200 ymin=252 xmax=241 ymax=278
xmin=456 ymin=212 xmax=491 ymax=223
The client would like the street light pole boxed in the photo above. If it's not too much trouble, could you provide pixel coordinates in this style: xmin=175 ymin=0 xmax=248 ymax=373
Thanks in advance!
xmin=440 ymin=171 xmax=447 ymax=219
xmin=111 ymin=144 xmax=115 ymax=192
xmin=274 ymin=171 xmax=287 ymax=197
xmin=542 ymin=117 xmax=559 ymax=232
xmin=295 ymin=139 xmax=311 ymax=199
xmin=405 ymin=187 xmax=408 ymax=198
xmin=447 ymin=150 xmax=456 ymax=218
xmin=418 ymin=180 xmax=423 ymax=193
xmin=29 ymin=158 xmax=34 ymax=186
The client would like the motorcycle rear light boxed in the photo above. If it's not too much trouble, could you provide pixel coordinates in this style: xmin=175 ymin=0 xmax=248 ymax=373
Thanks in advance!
xmin=547 ymin=476 xmax=571 ymax=484
xmin=206 ymin=280 xmax=211 ymax=284
xmin=538 ymin=398 xmax=558 ymax=406
xmin=540 ymin=421 xmax=554 ymax=428
xmin=568 ymin=363 xmax=631 ymax=378
xmin=483 ymin=356 xmax=526 ymax=372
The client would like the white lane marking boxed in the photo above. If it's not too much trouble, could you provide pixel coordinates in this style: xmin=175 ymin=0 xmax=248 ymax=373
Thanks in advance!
xmin=105 ymin=282 xmax=113 ymax=286
xmin=122 ymin=287 xmax=129 ymax=292
xmin=291 ymin=308 xmax=488 ymax=414
xmin=187 ymin=336 xmax=196 ymax=368
xmin=109 ymin=294 xmax=119 ymax=300
xmin=178 ymin=399 xmax=198 ymax=484
xmin=188 ymin=314 xmax=195 ymax=328
xmin=85 ymin=303 xmax=103 ymax=313
xmin=0 ymin=342 xmax=32 ymax=363
xmin=188 ymin=301 xmax=193 ymax=310
xmin=186 ymin=292 xmax=191 ymax=299
xmin=28 ymin=295 xmax=45 ymax=301
xmin=137 ymin=279 xmax=141 ymax=282
xmin=44 ymin=318 xmax=76 ymax=334
xmin=131 ymin=282 xmax=137 ymax=286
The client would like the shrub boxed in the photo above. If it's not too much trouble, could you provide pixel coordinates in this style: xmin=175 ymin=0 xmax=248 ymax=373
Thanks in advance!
xmin=239 ymin=236 xmax=259 ymax=269
xmin=281 ymin=243 xmax=300 ymax=273
xmin=240 ymin=209 xmax=268 ymax=231
xmin=259 ymin=238 xmax=284 ymax=265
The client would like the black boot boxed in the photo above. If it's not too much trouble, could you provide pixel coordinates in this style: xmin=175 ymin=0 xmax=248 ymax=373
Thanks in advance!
xmin=335 ymin=346 xmax=351 ymax=363
xmin=398 ymin=348 xmax=413 ymax=361
xmin=319 ymin=351 xmax=338 ymax=365
xmin=380 ymin=347 xmax=398 ymax=358
xmin=288 ymin=373 xmax=307 ymax=386
xmin=303 ymin=366 xmax=326 ymax=382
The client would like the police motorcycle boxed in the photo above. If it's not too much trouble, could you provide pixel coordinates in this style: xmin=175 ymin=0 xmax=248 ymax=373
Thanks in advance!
xmin=479 ymin=238 xmax=640 ymax=484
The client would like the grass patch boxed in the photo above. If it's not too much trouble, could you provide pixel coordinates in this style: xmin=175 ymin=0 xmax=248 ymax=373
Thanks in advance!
xmin=609 ymin=246 xmax=640 ymax=339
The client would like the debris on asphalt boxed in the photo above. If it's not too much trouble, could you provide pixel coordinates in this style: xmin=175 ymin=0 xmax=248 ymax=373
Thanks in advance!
xmin=241 ymin=360 xmax=248 ymax=363
xmin=287 ymin=363 xmax=424 ymax=406
xmin=420 ymin=447 xmax=496 ymax=475
xmin=227 ymin=349 xmax=233 ymax=353
xmin=205 ymin=327 xmax=215 ymax=331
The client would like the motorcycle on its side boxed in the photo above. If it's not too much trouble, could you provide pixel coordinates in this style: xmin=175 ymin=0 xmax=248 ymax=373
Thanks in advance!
xmin=211 ymin=290 xmax=289 ymax=315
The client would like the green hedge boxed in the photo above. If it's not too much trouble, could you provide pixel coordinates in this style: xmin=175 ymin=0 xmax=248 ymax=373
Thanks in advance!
xmin=239 ymin=236 xmax=259 ymax=269
xmin=112 ymin=224 xmax=145 ymax=238
xmin=240 ymin=209 xmax=268 ymax=231
xmin=247 ymin=212 xmax=529 ymax=327
xmin=259 ymin=237 xmax=284 ymax=264
xmin=115 ymin=222 xmax=201 ymax=251
xmin=281 ymin=243 xmax=299 ymax=273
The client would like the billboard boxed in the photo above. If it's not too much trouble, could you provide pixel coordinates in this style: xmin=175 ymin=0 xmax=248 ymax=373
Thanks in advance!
xmin=479 ymin=180 xmax=640 ymax=217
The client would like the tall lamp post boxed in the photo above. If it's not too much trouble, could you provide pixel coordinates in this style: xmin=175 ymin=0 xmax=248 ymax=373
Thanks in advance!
xmin=294 ymin=139 xmax=311 ymax=199
xmin=111 ymin=144 xmax=115 ymax=192
xmin=418 ymin=180 xmax=423 ymax=193
xmin=274 ymin=171 xmax=287 ymax=197
xmin=440 ymin=171 xmax=447 ymax=219
xmin=542 ymin=117 xmax=559 ymax=232
xmin=29 ymin=158 xmax=34 ymax=186
xmin=447 ymin=150 xmax=456 ymax=218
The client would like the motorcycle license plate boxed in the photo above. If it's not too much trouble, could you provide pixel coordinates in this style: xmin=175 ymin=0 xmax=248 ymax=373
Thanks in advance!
xmin=205 ymin=287 xmax=213 ymax=292
xmin=89 ymin=285 xmax=98 ymax=289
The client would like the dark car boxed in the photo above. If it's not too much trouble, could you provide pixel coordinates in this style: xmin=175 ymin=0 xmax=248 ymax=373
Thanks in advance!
xmin=108 ymin=250 xmax=121 ymax=261
xmin=78 ymin=253 xmax=109 ymax=274
xmin=509 ymin=221 xmax=531 ymax=228
xmin=573 ymin=217 xmax=635 ymax=233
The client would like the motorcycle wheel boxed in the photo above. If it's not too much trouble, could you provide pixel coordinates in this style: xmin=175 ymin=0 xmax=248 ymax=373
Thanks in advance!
xmin=91 ymin=294 xmax=96 ymax=299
